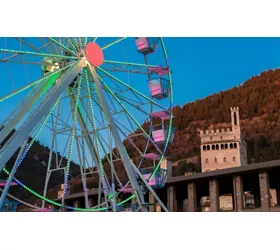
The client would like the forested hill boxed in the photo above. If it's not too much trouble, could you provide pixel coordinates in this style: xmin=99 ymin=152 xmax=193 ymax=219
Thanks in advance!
xmin=166 ymin=68 xmax=280 ymax=174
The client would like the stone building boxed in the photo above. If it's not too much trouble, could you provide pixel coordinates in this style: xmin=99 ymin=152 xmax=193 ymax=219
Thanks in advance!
xmin=199 ymin=107 xmax=248 ymax=172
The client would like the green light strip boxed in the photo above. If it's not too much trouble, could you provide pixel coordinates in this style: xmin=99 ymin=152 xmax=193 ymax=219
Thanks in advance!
xmin=78 ymin=38 xmax=83 ymax=49
xmin=103 ymin=60 xmax=158 ymax=68
xmin=1 ymin=76 xmax=134 ymax=211
xmin=0 ymin=64 xmax=72 ymax=103
xmin=63 ymin=77 xmax=82 ymax=195
xmin=2 ymin=96 xmax=63 ymax=207
xmin=97 ymin=67 xmax=167 ymax=110
xmin=74 ymin=194 xmax=135 ymax=211
xmin=48 ymin=37 xmax=76 ymax=55
xmin=73 ymin=38 xmax=80 ymax=51
xmin=84 ymin=69 xmax=109 ymax=195
xmin=65 ymin=38 xmax=78 ymax=53
xmin=101 ymin=37 xmax=127 ymax=50
xmin=0 ymin=48 xmax=76 ymax=59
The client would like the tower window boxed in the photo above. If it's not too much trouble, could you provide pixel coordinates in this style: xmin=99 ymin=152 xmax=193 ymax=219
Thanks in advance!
xmin=216 ymin=144 xmax=219 ymax=150
xmin=207 ymin=145 xmax=210 ymax=151
xmin=203 ymin=145 xmax=207 ymax=151
xmin=223 ymin=157 xmax=226 ymax=162
xmin=221 ymin=144 xmax=224 ymax=150
xmin=225 ymin=144 xmax=228 ymax=149
xmin=214 ymin=158 xmax=217 ymax=163
xmin=234 ymin=143 xmax=237 ymax=149
xmin=212 ymin=145 xmax=215 ymax=150
xmin=233 ymin=156 xmax=236 ymax=162
xmin=230 ymin=143 xmax=233 ymax=149
xmin=234 ymin=112 xmax=237 ymax=126
xmin=205 ymin=158 xmax=209 ymax=164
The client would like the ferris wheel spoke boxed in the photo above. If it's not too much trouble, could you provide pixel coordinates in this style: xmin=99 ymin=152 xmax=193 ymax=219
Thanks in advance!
xmin=114 ymin=95 xmax=151 ymax=116
xmin=82 ymin=71 xmax=113 ymax=194
xmin=0 ymin=63 xmax=72 ymax=103
xmin=99 ymin=77 xmax=162 ymax=154
xmin=75 ymin=99 xmax=111 ymax=196
xmin=114 ymin=120 xmax=144 ymax=156
xmin=87 ymin=64 xmax=147 ymax=211
xmin=93 ymin=37 xmax=98 ymax=43
xmin=97 ymin=67 xmax=168 ymax=111
xmin=64 ymin=38 xmax=79 ymax=54
xmin=103 ymin=60 xmax=158 ymax=69
xmin=48 ymin=37 xmax=77 ymax=55
xmin=0 ymin=59 xmax=85 ymax=172
xmin=0 ymin=72 xmax=62 ymax=146
xmin=72 ymin=38 xmax=81 ymax=51
xmin=62 ymin=77 xmax=82 ymax=206
xmin=38 ymin=37 xmax=60 ymax=55
xmin=0 ymin=48 xmax=76 ymax=60
xmin=95 ymin=133 xmax=123 ymax=188
xmin=13 ymin=37 xmax=43 ymax=53
xmin=101 ymin=37 xmax=127 ymax=50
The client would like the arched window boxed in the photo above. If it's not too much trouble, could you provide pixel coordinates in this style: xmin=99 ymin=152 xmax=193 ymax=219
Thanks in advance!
xmin=234 ymin=143 xmax=237 ymax=149
xmin=205 ymin=158 xmax=209 ymax=164
xmin=214 ymin=158 xmax=217 ymax=163
xmin=207 ymin=145 xmax=210 ymax=151
xmin=212 ymin=145 xmax=215 ymax=150
xmin=216 ymin=144 xmax=219 ymax=150
xmin=203 ymin=145 xmax=207 ymax=151
xmin=221 ymin=144 xmax=224 ymax=150
xmin=233 ymin=156 xmax=236 ymax=162
xmin=220 ymin=136 xmax=223 ymax=140
xmin=230 ymin=143 xmax=233 ymax=149
xmin=223 ymin=157 xmax=226 ymax=162
xmin=225 ymin=144 xmax=228 ymax=149
xmin=210 ymin=136 xmax=212 ymax=140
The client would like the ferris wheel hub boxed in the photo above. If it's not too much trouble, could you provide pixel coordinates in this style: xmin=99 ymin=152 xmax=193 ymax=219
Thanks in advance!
xmin=85 ymin=42 xmax=104 ymax=67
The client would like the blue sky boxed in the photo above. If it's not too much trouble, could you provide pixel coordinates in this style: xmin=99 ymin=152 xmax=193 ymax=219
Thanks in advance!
xmin=165 ymin=38 xmax=280 ymax=105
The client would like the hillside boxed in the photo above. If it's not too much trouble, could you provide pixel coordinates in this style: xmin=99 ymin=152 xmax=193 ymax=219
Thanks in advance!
xmin=2 ymin=68 xmax=280 ymax=205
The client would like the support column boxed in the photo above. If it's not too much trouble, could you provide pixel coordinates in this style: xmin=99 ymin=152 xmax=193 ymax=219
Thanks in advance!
xmin=233 ymin=176 xmax=243 ymax=212
xmin=167 ymin=185 xmax=176 ymax=212
xmin=209 ymin=179 xmax=219 ymax=212
xmin=88 ymin=197 xmax=94 ymax=208
xmin=183 ymin=199 xmax=188 ymax=212
xmin=259 ymin=171 xmax=270 ymax=212
xmin=276 ymin=189 xmax=280 ymax=206
xmin=187 ymin=182 xmax=197 ymax=212
xmin=149 ymin=192 xmax=156 ymax=212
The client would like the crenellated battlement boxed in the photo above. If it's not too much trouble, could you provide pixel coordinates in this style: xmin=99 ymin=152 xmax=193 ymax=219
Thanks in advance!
xmin=230 ymin=107 xmax=239 ymax=112
xmin=199 ymin=127 xmax=232 ymax=136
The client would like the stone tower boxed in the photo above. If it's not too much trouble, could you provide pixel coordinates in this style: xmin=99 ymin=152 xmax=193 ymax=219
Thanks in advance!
xmin=199 ymin=107 xmax=247 ymax=172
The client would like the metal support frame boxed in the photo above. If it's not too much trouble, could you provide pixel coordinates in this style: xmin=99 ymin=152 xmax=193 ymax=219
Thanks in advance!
xmin=134 ymin=166 xmax=168 ymax=212
xmin=87 ymin=63 xmax=147 ymax=212
xmin=0 ymin=60 xmax=85 ymax=172
xmin=68 ymin=88 xmax=111 ymax=207
xmin=0 ymin=139 xmax=28 ymax=208
xmin=0 ymin=74 xmax=59 ymax=145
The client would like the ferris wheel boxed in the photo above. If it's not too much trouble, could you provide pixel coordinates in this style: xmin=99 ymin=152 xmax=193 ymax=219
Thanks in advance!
xmin=0 ymin=37 xmax=174 ymax=212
